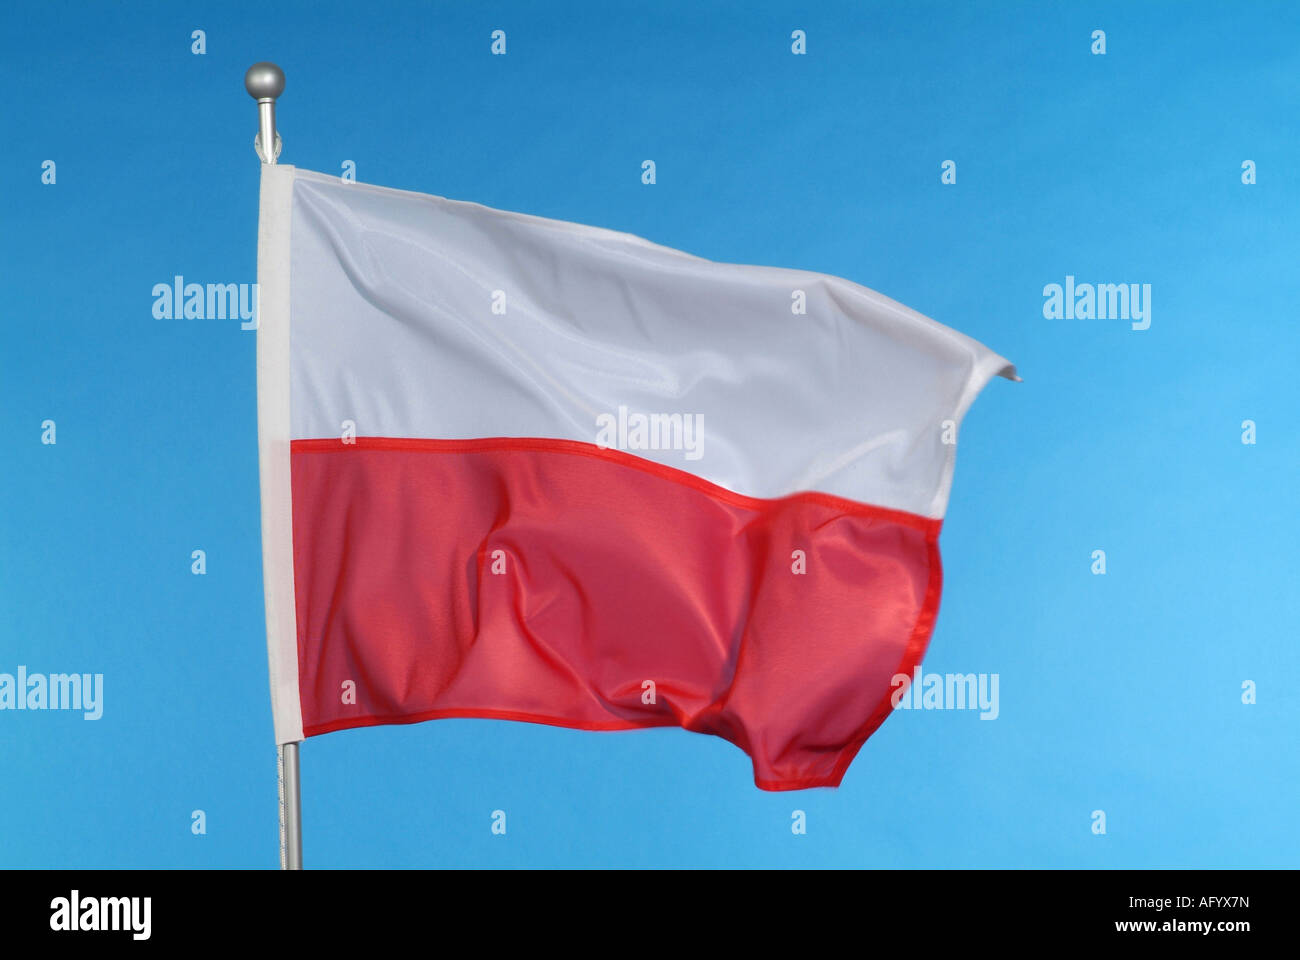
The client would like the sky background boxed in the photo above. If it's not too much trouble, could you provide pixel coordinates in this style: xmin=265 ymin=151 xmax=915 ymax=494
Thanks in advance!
xmin=1 ymin=0 xmax=1297 ymax=868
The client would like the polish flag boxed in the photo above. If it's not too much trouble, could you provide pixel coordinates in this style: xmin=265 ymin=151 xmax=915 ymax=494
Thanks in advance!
xmin=255 ymin=166 xmax=1016 ymax=790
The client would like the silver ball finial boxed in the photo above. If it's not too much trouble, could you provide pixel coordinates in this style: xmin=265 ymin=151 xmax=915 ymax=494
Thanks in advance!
xmin=245 ymin=62 xmax=285 ymax=101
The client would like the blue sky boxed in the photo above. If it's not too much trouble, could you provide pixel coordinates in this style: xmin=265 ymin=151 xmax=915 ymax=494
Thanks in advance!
xmin=1 ymin=0 xmax=1297 ymax=867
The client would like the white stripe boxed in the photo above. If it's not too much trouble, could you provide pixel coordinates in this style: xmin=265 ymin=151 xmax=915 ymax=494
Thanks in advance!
xmin=256 ymin=165 xmax=303 ymax=744
xmin=286 ymin=167 xmax=1014 ymax=518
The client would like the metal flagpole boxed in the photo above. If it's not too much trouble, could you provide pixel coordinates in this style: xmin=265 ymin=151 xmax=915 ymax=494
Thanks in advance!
xmin=245 ymin=61 xmax=302 ymax=871
xmin=278 ymin=741 xmax=302 ymax=869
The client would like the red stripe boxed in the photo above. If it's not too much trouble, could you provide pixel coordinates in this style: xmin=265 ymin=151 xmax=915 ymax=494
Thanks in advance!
xmin=291 ymin=437 xmax=942 ymax=790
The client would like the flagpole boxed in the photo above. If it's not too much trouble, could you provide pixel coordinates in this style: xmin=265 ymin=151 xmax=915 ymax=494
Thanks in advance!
xmin=278 ymin=741 xmax=302 ymax=869
xmin=245 ymin=61 xmax=301 ymax=871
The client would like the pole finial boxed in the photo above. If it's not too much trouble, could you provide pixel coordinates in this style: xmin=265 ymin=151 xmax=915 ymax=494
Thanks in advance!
xmin=245 ymin=62 xmax=285 ymax=102
xmin=245 ymin=63 xmax=285 ymax=164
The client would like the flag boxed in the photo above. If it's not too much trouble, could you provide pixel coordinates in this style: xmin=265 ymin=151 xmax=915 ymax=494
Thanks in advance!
xmin=255 ymin=166 xmax=1015 ymax=790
